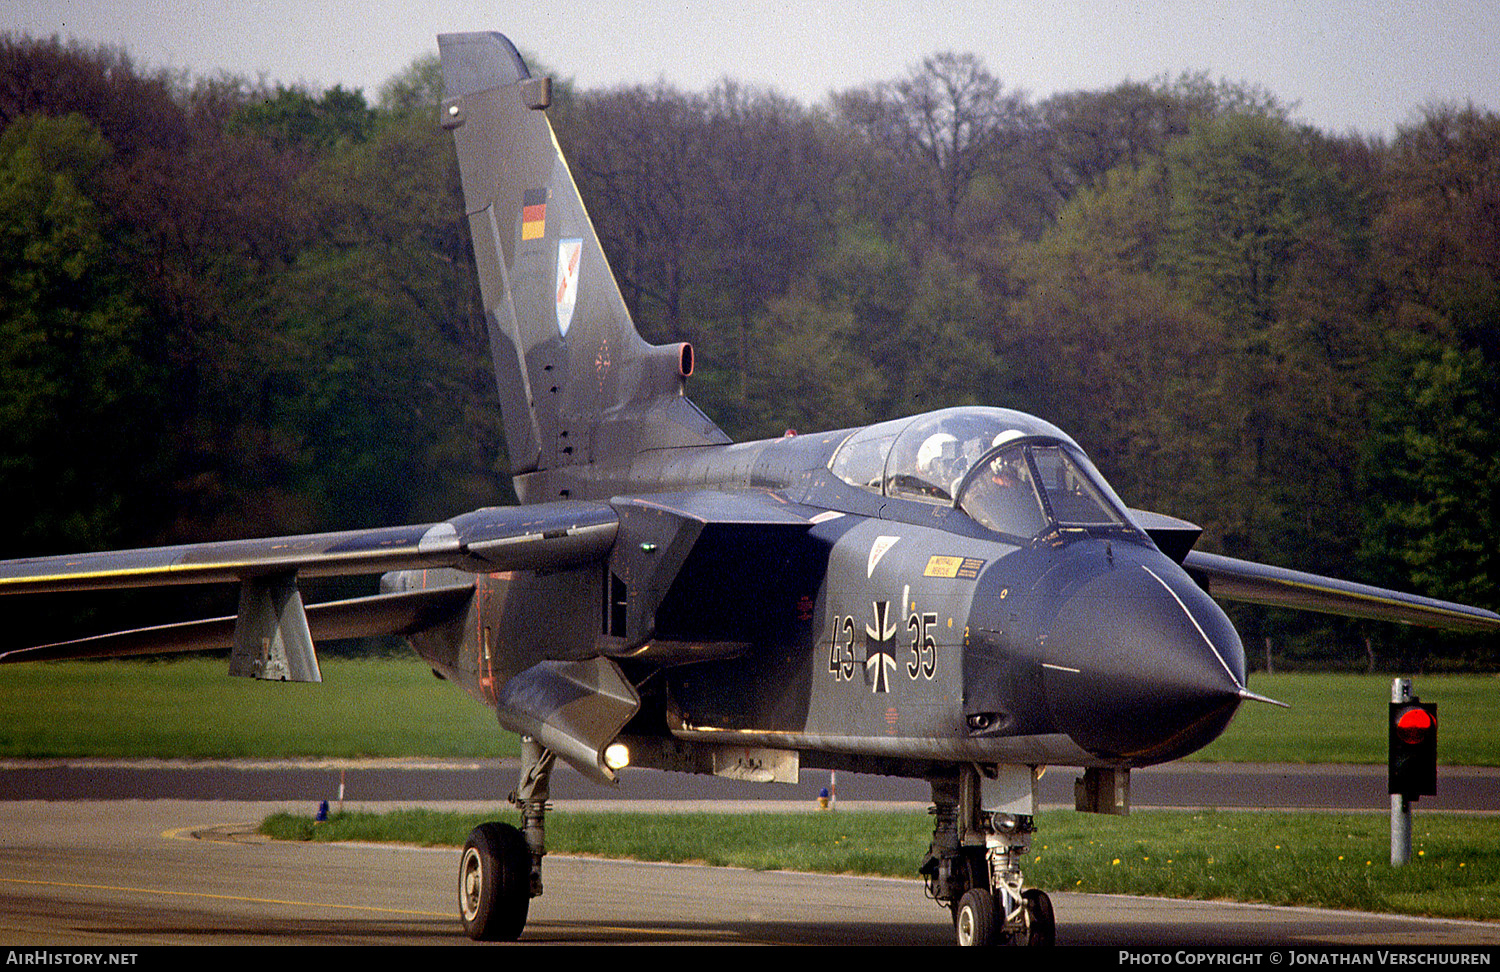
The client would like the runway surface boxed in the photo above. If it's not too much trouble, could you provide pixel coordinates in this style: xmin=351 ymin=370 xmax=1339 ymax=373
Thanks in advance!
xmin=3 ymin=800 xmax=1499 ymax=946
xmin=5 ymin=759 xmax=1499 ymax=811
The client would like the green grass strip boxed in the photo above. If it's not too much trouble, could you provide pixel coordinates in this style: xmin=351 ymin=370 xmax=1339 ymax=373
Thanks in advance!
xmin=261 ymin=808 xmax=1500 ymax=922
xmin=0 ymin=657 xmax=516 ymax=758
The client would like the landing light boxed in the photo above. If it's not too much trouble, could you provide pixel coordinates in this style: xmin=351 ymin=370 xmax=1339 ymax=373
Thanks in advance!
xmin=604 ymin=742 xmax=630 ymax=770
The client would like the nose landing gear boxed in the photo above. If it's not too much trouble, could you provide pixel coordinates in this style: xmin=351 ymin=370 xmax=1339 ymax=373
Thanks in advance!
xmin=921 ymin=764 xmax=1055 ymax=946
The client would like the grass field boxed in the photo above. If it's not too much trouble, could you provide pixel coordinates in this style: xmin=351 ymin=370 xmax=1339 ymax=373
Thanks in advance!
xmin=261 ymin=807 xmax=1500 ymax=922
xmin=1197 ymin=672 xmax=1500 ymax=764
xmin=0 ymin=656 xmax=515 ymax=758
xmin=1 ymin=659 xmax=1496 ymax=764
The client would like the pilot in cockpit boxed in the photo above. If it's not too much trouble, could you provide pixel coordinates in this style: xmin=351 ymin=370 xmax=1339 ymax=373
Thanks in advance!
xmin=916 ymin=432 xmax=967 ymax=500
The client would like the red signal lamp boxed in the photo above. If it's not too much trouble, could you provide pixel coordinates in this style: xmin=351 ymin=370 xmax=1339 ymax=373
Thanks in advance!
xmin=1388 ymin=699 xmax=1437 ymax=798
xmin=1394 ymin=706 xmax=1434 ymax=744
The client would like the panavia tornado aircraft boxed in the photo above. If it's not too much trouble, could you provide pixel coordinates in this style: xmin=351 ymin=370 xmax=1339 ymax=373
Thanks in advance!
xmin=2 ymin=31 xmax=1497 ymax=947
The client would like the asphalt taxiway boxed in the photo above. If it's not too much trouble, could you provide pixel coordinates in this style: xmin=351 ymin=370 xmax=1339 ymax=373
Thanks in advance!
xmin=3 ymin=799 xmax=1499 ymax=946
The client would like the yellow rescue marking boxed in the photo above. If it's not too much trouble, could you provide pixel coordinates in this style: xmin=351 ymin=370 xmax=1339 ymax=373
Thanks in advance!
xmin=923 ymin=555 xmax=962 ymax=578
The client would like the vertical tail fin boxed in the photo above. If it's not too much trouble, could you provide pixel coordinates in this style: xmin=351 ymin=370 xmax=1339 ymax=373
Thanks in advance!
xmin=439 ymin=32 xmax=726 ymax=502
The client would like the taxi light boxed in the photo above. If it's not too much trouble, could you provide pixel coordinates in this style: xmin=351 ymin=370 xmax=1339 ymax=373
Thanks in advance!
xmin=604 ymin=742 xmax=630 ymax=771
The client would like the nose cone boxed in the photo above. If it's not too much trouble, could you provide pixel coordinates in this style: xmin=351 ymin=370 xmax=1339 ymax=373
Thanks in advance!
xmin=1043 ymin=560 xmax=1246 ymax=764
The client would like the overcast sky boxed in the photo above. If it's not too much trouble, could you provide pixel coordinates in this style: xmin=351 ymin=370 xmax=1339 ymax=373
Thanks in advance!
xmin=13 ymin=0 xmax=1500 ymax=138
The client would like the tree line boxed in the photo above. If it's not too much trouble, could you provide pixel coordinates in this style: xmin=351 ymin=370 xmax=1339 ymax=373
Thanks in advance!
xmin=1 ymin=34 xmax=1494 ymax=669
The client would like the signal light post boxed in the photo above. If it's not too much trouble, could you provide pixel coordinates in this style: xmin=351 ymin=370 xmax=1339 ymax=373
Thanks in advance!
xmin=1389 ymin=678 xmax=1437 ymax=866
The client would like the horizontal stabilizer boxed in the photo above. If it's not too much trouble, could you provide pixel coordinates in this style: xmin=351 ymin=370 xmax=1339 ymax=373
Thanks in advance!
xmin=1184 ymin=551 xmax=1500 ymax=633
xmin=0 ymin=584 xmax=474 ymax=664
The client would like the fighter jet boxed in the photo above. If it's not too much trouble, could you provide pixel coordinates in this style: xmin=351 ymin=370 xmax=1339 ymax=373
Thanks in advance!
xmin=1 ymin=31 xmax=1495 ymax=947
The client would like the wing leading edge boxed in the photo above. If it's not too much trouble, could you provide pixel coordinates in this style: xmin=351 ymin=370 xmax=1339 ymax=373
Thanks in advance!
xmin=0 ymin=501 xmax=617 ymax=595
xmin=1183 ymin=550 xmax=1500 ymax=633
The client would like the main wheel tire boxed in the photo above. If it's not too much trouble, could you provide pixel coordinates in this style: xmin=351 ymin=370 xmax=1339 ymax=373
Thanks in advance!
xmin=1023 ymin=888 xmax=1055 ymax=947
xmin=955 ymin=887 xmax=996 ymax=946
xmin=458 ymin=822 xmax=530 ymax=941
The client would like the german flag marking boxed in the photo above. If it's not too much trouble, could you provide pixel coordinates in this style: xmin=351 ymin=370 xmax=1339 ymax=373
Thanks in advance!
xmin=521 ymin=187 xmax=547 ymax=240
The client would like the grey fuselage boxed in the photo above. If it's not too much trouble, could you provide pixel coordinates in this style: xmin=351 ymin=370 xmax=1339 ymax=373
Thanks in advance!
xmin=402 ymin=408 xmax=1249 ymax=779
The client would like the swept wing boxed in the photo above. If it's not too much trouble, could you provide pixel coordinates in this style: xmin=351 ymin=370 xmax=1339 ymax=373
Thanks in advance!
xmin=0 ymin=501 xmax=618 ymax=673
xmin=1183 ymin=549 xmax=1500 ymax=633
xmin=0 ymin=502 xmax=617 ymax=594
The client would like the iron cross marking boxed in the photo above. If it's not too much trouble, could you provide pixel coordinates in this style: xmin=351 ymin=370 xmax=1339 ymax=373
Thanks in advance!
xmin=865 ymin=599 xmax=899 ymax=693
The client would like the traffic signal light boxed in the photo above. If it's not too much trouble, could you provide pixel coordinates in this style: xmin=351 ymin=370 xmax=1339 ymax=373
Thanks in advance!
xmin=1389 ymin=699 xmax=1437 ymax=798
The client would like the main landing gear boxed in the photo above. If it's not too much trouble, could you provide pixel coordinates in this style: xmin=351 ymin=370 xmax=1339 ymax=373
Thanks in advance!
xmin=460 ymin=736 xmax=554 ymax=941
xmin=460 ymin=746 xmax=1052 ymax=945
xmin=920 ymin=764 xmax=1055 ymax=947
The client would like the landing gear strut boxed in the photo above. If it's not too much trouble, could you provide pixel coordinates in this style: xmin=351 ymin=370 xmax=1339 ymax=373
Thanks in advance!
xmin=459 ymin=736 xmax=554 ymax=941
xmin=920 ymin=764 xmax=1055 ymax=946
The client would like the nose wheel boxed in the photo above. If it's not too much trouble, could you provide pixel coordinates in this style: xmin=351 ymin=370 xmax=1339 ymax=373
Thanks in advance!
xmin=1022 ymin=888 xmax=1055 ymax=946
xmin=923 ymin=765 xmax=1056 ymax=946
xmin=952 ymin=884 xmax=1054 ymax=946
xmin=954 ymin=888 xmax=995 ymax=946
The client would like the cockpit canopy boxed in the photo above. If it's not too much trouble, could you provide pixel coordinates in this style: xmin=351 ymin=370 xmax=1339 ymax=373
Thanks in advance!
xmin=828 ymin=407 xmax=1133 ymax=542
